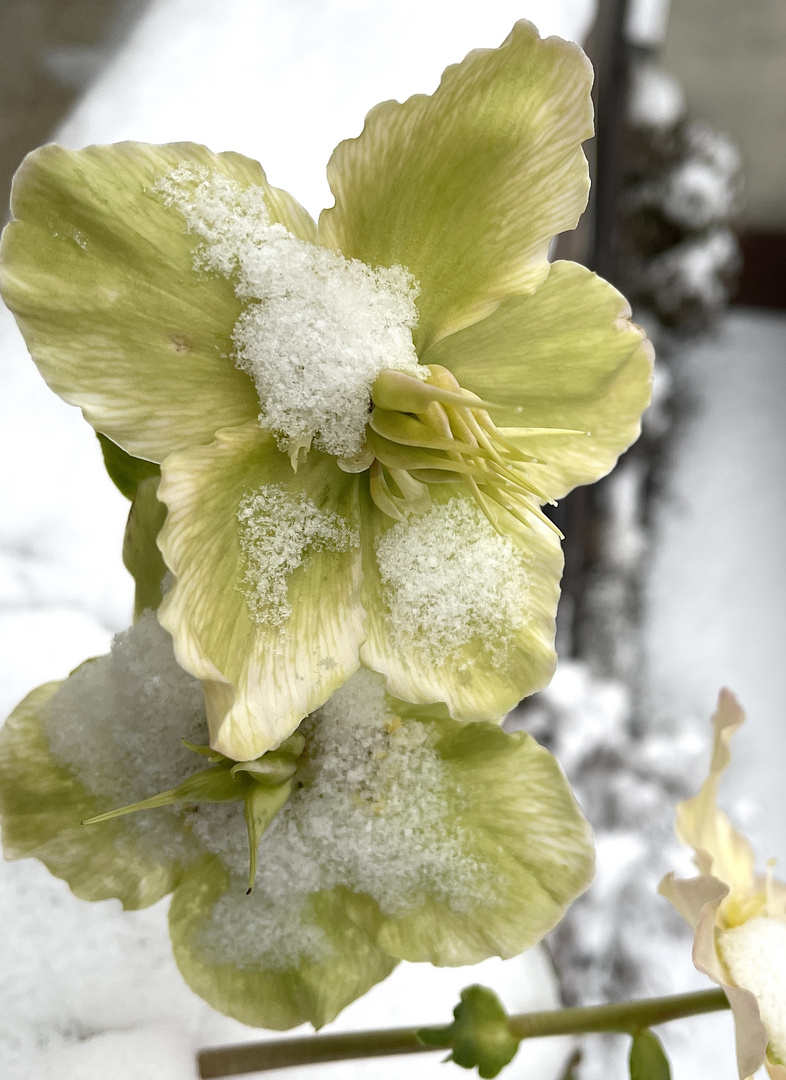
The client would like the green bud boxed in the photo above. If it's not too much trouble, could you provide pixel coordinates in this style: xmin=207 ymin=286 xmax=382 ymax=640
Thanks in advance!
xmin=417 ymin=985 xmax=519 ymax=1079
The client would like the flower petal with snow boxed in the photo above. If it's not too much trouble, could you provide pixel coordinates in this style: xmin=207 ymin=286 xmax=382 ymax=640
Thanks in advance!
xmin=0 ymin=616 xmax=594 ymax=1030
xmin=0 ymin=21 xmax=653 ymax=757
xmin=659 ymin=690 xmax=786 ymax=1080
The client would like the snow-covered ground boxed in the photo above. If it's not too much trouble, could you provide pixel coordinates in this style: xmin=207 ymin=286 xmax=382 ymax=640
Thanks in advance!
xmin=644 ymin=309 xmax=786 ymax=871
xmin=0 ymin=3 xmax=594 ymax=1078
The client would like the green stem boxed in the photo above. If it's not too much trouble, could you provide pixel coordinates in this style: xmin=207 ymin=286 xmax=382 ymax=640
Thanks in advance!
xmin=197 ymin=987 xmax=728 ymax=1078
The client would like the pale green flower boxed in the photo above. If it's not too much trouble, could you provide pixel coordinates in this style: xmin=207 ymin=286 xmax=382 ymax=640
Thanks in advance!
xmin=0 ymin=21 xmax=652 ymax=759
xmin=660 ymin=691 xmax=786 ymax=1080
xmin=0 ymin=614 xmax=594 ymax=1029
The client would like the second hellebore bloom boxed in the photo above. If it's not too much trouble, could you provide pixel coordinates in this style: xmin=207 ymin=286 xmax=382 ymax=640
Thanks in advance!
xmin=0 ymin=21 xmax=652 ymax=758
xmin=660 ymin=691 xmax=786 ymax=1080
xmin=0 ymin=614 xmax=594 ymax=1029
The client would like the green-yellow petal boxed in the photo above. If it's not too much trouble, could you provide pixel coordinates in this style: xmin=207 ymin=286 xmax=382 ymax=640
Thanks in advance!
xmin=359 ymin=488 xmax=561 ymax=720
xmin=158 ymin=422 xmax=365 ymax=760
xmin=375 ymin=718 xmax=594 ymax=965
xmin=0 ymin=681 xmax=189 ymax=908
xmin=320 ymin=21 xmax=593 ymax=351
xmin=168 ymin=855 xmax=397 ymax=1030
xmin=423 ymin=261 xmax=654 ymax=500
xmin=0 ymin=141 xmax=316 ymax=461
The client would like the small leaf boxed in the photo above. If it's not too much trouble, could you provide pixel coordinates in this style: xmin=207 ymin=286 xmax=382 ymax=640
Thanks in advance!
xmin=417 ymin=985 xmax=519 ymax=1079
xmin=122 ymin=476 xmax=168 ymax=618
xmin=629 ymin=1030 xmax=672 ymax=1080
xmin=82 ymin=764 xmax=248 ymax=825
xmin=97 ymin=432 xmax=159 ymax=500
xmin=244 ymin=780 xmax=293 ymax=893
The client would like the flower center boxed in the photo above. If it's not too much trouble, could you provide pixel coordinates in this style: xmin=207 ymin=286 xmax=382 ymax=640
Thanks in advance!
xmin=357 ymin=364 xmax=569 ymax=540
xmin=718 ymin=915 xmax=786 ymax=1063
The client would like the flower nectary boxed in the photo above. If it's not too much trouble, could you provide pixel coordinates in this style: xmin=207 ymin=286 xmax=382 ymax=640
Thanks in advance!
xmin=365 ymin=364 xmax=577 ymax=538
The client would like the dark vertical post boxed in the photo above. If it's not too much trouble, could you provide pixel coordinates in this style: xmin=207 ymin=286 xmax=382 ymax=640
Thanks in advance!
xmin=551 ymin=0 xmax=634 ymax=656
xmin=590 ymin=0 xmax=634 ymax=281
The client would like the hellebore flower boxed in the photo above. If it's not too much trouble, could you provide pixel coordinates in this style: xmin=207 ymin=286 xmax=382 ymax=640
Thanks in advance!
xmin=660 ymin=690 xmax=786 ymax=1080
xmin=0 ymin=613 xmax=594 ymax=1030
xmin=0 ymin=21 xmax=652 ymax=759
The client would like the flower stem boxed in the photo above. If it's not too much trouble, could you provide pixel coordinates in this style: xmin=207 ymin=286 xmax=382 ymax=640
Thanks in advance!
xmin=197 ymin=987 xmax=729 ymax=1077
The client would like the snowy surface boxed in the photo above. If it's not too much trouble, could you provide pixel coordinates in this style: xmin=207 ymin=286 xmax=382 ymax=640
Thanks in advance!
xmin=644 ymin=310 xmax=786 ymax=868
xmin=56 ymin=0 xmax=596 ymax=220
xmin=0 ymin=2 xmax=592 ymax=1078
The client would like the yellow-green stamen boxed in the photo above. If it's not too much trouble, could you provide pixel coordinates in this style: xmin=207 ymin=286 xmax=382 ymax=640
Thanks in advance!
xmin=358 ymin=365 xmax=586 ymax=539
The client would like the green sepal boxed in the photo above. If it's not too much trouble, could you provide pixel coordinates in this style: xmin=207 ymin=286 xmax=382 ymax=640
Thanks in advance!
xmin=244 ymin=780 xmax=293 ymax=893
xmin=168 ymin=856 xmax=398 ymax=1030
xmin=122 ymin=474 xmax=168 ymax=619
xmin=82 ymin=763 xmax=249 ymax=825
xmin=417 ymin=985 xmax=519 ymax=1079
xmin=97 ymin=432 xmax=159 ymax=500
xmin=0 ymin=680 xmax=193 ymax=909
xmin=383 ymin=693 xmax=453 ymax=723
xmin=182 ymin=740 xmax=230 ymax=763
xmin=373 ymin=715 xmax=594 ymax=966
xmin=629 ymin=1029 xmax=672 ymax=1080
xmin=232 ymin=754 xmax=298 ymax=786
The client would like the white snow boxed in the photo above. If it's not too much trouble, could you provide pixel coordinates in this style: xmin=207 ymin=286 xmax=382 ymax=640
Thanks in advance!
xmin=719 ymin=916 xmax=786 ymax=1063
xmin=628 ymin=63 xmax=685 ymax=130
xmin=158 ymin=165 xmax=421 ymax=459
xmin=196 ymin=670 xmax=492 ymax=970
xmin=644 ymin=311 xmax=786 ymax=871
xmin=237 ymin=484 xmax=358 ymax=626
xmin=375 ymin=497 xmax=532 ymax=664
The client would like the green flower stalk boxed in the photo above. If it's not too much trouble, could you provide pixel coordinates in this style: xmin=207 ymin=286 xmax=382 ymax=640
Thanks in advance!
xmin=660 ymin=691 xmax=786 ymax=1080
xmin=0 ymin=20 xmax=652 ymax=759
xmin=0 ymin=614 xmax=594 ymax=1030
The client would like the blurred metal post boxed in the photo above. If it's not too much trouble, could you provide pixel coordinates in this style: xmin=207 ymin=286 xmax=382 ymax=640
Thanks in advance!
xmin=589 ymin=0 xmax=634 ymax=281
xmin=549 ymin=0 xmax=635 ymax=656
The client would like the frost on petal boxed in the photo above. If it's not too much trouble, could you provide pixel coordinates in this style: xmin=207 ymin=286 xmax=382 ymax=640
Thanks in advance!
xmin=374 ymin=498 xmax=533 ymax=666
xmin=361 ymin=492 xmax=561 ymax=720
xmin=0 ymin=615 xmax=210 ymax=908
xmin=182 ymin=670 xmax=592 ymax=976
xmin=188 ymin=670 xmax=495 ymax=967
xmin=45 ymin=612 xmax=209 ymax=865
xmin=719 ymin=918 xmax=786 ymax=1067
xmin=158 ymin=164 xmax=422 ymax=460
xmin=237 ymin=484 xmax=358 ymax=627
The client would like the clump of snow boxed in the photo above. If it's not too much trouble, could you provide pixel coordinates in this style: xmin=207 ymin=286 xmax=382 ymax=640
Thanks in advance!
xmin=236 ymin=483 xmax=358 ymax=626
xmin=719 ymin=916 xmax=786 ymax=1063
xmin=46 ymin=611 xmax=208 ymax=860
xmin=196 ymin=669 xmax=492 ymax=971
xmin=157 ymin=165 xmax=422 ymax=459
xmin=628 ymin=63 xmax=685 ymax=131
xmin=686 ymin=123 xmax=742 ymax=183
xmin=375 ymin=498 xmax=531 ymax=664
xmin=644 ymin=228 xmax=741 ymax=321
xmin=662 ymin=160 xmax=735 ymax=231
